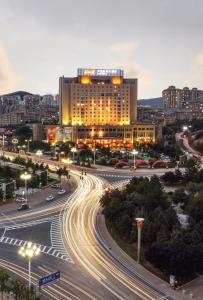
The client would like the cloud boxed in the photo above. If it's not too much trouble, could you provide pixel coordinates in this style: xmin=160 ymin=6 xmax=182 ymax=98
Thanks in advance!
xmin=118 ymin=63 xmax=152 ymax=88
xmin=110 ymin=41 xmax=152 ymax=89
xmin=0 ymin=44 xmax=16 ymax=94
xmin=110 ymin=41 xmax=139 ymax=54
xmin=193 ymin=52 xmax=203 ymax=65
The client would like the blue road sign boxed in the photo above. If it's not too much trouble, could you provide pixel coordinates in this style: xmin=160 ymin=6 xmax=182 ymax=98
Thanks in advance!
xmin=39 ymin=271 xmax=60 ymax=289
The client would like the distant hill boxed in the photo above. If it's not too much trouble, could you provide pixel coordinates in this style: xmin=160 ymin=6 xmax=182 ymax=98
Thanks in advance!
xmin=138 ymin=97 xmax=163 ymax=108
xmin=1 ymin=91 xmax=33 ymax=98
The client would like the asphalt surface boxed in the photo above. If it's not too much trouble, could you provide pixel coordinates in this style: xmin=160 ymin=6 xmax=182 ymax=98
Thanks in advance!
xmin=0 ymin=151 xmax=184 ymax=299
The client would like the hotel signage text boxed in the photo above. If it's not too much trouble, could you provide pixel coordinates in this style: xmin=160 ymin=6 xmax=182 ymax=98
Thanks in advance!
xmin=78 ymin=68 xmax=123 ymax=77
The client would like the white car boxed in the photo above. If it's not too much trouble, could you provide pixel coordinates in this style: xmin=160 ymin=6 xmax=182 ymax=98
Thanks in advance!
xmin=57 ymin=189 xmax=66 ymax=195
xmin=46 ymin=195 xmax=54 ymax=202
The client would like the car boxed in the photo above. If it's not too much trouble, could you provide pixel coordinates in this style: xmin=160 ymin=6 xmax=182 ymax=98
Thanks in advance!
xmin=17 ymin=203 xmax=29 ymax=211
xmin=51 ymin=184 xmax=60 ymax=189
xmin=57 ymin=189 xmax=66 ymax=195
xmin=16 ymin=197 xmax=26 ymax=203
xmin=46 ymin=195 xmax=54 ymax=202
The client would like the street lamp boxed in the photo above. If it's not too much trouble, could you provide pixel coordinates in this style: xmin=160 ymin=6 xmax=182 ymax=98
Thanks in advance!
xmin=12 ymin=138 xmax=18 ymax=151
xmin=131 ymin=149 xmax=138 ymax=169
xmin=18 ymin=242 xmax=40 ymax=289
xmin=71 ymin=147 xmax=77 ymax=161
xmin=20 ymin=172 xmax=31 ymax=202
xmin=25 ymin=139 xmax=32 ymax=153
xmin=182 ymin=125 xmax=188 ymax=132
xmin=135 ymin=217 xmax=145 ymax=264
xmin=92 ymin=148 xmax=97 ymax=165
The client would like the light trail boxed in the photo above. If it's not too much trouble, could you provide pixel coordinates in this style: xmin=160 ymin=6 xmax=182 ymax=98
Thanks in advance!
xmin=0 ymin=259 xmax=82 ymax=300
xmin=0 ymin=151 xmax=178 ymax=299
xmin=62 ymin=172 xmax=172 ymax=300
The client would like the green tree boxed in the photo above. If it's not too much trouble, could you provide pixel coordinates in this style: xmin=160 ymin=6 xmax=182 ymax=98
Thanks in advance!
xmin=161 ymin=171 xmax=177 ymax=185
xmin=172 ymin=188 xmax=188 ymax=206
xmin=186 ymin=191 xmax=203 ymax=223
xmin=56 ymin=168 xmax=63 ymax=183
xmin=0 ymin=269 xmax=10 ymax=299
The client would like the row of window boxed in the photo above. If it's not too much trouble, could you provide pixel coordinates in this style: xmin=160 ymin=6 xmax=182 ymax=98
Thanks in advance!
xmin=76 ymin=127 xmax=154 ymax=132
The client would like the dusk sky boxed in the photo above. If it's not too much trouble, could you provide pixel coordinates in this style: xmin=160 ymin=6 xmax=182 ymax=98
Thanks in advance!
xmin=0 ymin=0 xmax=203 ymax=98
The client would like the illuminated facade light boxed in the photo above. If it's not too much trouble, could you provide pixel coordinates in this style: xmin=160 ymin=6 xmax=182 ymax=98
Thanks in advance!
xmin=59 ymin=68 xmax=137 ymax=126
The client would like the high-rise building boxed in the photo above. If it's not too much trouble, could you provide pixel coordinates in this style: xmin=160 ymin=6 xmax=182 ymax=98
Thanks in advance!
xmin=59 ymin=68 xmax=137 ymax=126
xmin=58 ymin=68 xmax=158 ymax=149
xmin=163 ymin=86 xmax=203 ymax=112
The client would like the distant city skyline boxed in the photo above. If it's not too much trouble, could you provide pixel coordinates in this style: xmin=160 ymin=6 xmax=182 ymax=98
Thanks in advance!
xmin=0 ymin=0 xmax=203 ymax=98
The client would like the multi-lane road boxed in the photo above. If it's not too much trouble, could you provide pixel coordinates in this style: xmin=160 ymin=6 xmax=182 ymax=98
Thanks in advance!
xmin=0 ymin=152 xmax=181 ymax=299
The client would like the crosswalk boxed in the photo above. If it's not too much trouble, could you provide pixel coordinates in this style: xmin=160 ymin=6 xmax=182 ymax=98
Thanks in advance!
xmin=50 ymin=214 xmax=74 ymax=263
xmin=0 ymin=213 xmax=74 ymax=263
xmin=0 ymin=236 xmax=74 ymax=263
xmin=100 ymin=174 xmax=134 ymax=178
xmin=110 ymin=179 xmax=131 ymax=190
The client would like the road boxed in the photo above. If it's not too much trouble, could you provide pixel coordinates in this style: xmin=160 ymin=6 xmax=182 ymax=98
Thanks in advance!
xmin=175 ymin=132 xmax=201 ymax=156
xmin=0 ymin=152 xmax=183 ymax=299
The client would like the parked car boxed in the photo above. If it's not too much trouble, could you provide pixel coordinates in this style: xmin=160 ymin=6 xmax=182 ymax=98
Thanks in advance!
xmin=46 ymin=195 xmax=54 ymax=202
xmin=51 ymin=184 xmax=60 ymax=189
xmin=57 ymin=189 xmax=66 ymax=195
xmin=17 ymin=203 xmax=29 ymax=211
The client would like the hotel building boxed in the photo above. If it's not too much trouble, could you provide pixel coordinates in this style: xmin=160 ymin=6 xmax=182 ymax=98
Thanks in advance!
xmin=58 ymin=69 xmax=157 ymax=148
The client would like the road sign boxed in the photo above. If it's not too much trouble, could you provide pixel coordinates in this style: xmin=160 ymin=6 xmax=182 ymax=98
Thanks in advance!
xmin=39 ymin=271 xmax=60 ymax=289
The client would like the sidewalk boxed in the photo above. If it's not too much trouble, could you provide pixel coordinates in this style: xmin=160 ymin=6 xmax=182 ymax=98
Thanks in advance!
xmin=177 ymin=276 xmax=203 ymax=300
xmin=0 ymin=177 xmax=76 ymax=213
xmin=97 ymin=214 xmax=193 ymax=300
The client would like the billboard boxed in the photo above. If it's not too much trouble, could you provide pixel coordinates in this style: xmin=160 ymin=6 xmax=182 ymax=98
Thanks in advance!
xmin=47 ymin=126 xmax=57 ymax=144
xmin=78 ymin=68 xmax=123 ymax=77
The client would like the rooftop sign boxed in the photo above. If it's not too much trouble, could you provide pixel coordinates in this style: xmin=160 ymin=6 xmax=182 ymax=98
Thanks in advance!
xmin=78 ymin=68 xmax=123 ymax=77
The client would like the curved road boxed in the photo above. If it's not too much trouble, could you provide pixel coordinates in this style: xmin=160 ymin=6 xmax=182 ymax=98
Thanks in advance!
xmin=0 ymin=152 xmax=180 ymax=299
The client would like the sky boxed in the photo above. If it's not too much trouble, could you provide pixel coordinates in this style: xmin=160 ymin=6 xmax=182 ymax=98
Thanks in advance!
xmin=0 ymin=0 xmax=203 ymax=99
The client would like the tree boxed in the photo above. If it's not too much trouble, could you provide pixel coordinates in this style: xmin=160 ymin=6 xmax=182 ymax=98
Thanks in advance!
xmin=172 ymin=188 xmax=188 ymax=206
xmin=174 ymin=169 xmax=183 ymax=183
xmin=161 ymin=171 xmax=177 ymax=185
xmin=56 ymin=168 xmax=63 ymax=183
xmin=156 ymin=225 xmax=170 ymax=243
xmin=0 ymin=269 xmax=10 ymax=299
xmin=146 ymin=242 xmax=203 ymax=279
xmin=0 ymin=188 xmax=4 ymax=203
xmin=11 ymin=279 xmax=25 ymax=300
xmin=40 ymin=171 xmax=48 ymax=186
xmin=186 ymin=191 xmax=203 ymax=223
xmin=150 ymin=175 xmax=162 ymax=190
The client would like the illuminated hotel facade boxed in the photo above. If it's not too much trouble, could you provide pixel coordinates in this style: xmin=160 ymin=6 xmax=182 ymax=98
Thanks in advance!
xmin=59 ymin=69 xmax=157 ymax=149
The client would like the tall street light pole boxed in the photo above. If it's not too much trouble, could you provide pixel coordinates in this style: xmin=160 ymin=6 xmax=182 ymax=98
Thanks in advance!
xmin=2 ymin=134 xmax=5 ymax=158
xmin=93 ymin=148 xmax=97 ymax=165
xmin=71 ymin=147 xmax=77 ymax=161
xmin=131 ymin=149 xmax=138 ymax=169
xmin=20 ymin=172 xmax=31 ymax=202
xmin=135 ymin=217 xmax=145 ymax=264
xmin=25 ymin=139 xmax=32 ymax=153
xmin=19 ymin=242 xmax=40 ymax=289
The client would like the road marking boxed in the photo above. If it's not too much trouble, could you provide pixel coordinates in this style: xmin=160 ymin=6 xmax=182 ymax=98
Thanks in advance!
xmin=1 ymin=216 xmax=55 ymax=231
xmin=0 ymin=237 xmax=74 ymax=263
xmin=50 ymin=214 xmax=74 ymax=263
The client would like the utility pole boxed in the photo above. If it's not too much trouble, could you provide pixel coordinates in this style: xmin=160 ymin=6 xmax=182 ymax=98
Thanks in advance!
xmin=135 ymin=217 xmax=145 ymax=263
